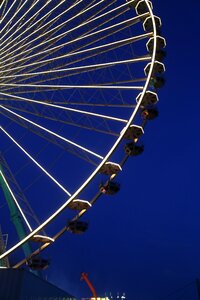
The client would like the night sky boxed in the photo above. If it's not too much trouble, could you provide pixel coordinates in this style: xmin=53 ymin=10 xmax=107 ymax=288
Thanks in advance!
xmin=1 ymin=1 xmax=200 ymax=299
xmin=46 ymin=1 xmax=200 ymax=299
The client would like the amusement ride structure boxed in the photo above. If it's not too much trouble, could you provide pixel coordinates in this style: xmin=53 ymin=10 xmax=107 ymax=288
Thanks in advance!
xmin=0 ymin=0 xmax=166 ymax=295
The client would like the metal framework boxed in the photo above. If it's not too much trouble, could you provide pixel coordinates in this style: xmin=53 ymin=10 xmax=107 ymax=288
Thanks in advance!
xmin=0 ymin=0 xmax=166 ymax=268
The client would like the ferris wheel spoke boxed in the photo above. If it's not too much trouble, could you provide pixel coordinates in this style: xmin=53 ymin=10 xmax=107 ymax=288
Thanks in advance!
xmin=0 ymin=57 xmax=146 ymax=84
xmin=1 ymin=109 xmax=101 ymax=167
xmin=0 ymin=170 xmax=33 ymax=232
xmin=0 ymin=153 xmax=43 ymax=229
xmin=0 ymin=0 xmax=61 ymax=43
xmin=46 ymin=102 xmax=135 ymax=108
xmin=0 ymin=4 xmax=125 ymax=77
xmin=2 ymin=0 xmax=43 ymax=41
xmin=0 ymin=0 xmax=35 ymax=38
xmin=0 ymin=0 xmax=130 ymax=73
xmin=2 ymin=12 xmax=131 ymax=79
xmin=1 ymin=5 xmax=144 ymax=70
xmin=0 ymin=105 xmax=105 ymax=161
xmin=1 ymin=109 xmax=100 ymax=167
xmin=0 ymin=83 xmax=144 ymax=93
xmin=0 ymin=91 xmax=128 ymax=123
xmin=0 ymin=57 xmax=151 ymax=86
xmin=1 ymin=72 xmax=147 ymax=93
xmin=0 ymin=15 xmax=52 ymax=61
xmin=1 ymin=48 xmax=148 ymax=90
xmin=0 ymin=0 xmax=11 ymax=21
xmin=0 ymin=0 xmax=7 ymax=11
xmin=0 ymin=0 xmax=19 ymax=25
xmin=0 ymin=28 xmax=150 ymax=75
xmin=0 ymin=51 xmax=144 ymax=90
xmin=0 ymin=78 xmax=145 ymax=94
xmin=1 ymin=126 xmax=72 ymax=197
xmin=0 ymin=0 xmax=105 ymax=61
xmin=0 ymin=101 xmax=119 ymax=137
xmin=0 ymin=0 xmax=85 ymax=57
xmin=0 ymin=4 xmax=143 ymax=63
xmin=0 ymin=0 xmax=54 ymax=49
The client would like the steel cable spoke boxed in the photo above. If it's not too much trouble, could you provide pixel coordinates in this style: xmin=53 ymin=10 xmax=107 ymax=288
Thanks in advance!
xmin=1 ymin=126 xmax=72 ymax=197
xmin=0 ymin=105 xmax=104 ymax=160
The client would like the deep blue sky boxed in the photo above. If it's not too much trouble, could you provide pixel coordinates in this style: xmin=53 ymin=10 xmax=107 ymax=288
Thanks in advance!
xmin=1 ymin=1 xmax=200 ymax=299
xmin=44 ymin=1 xmax=200 ymax=299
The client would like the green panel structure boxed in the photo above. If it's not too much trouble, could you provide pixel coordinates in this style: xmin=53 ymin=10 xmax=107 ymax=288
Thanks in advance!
xmin=0 ymin=166 xmax=32 ymax=259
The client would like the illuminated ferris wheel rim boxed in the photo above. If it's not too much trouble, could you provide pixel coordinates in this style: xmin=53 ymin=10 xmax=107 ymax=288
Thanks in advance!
xmin=0 ymin=0 xmax=165 ymax=266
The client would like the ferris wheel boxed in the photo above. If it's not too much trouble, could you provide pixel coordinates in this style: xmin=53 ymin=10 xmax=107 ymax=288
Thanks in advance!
xmin=0 ymin=0 xmax=166 ymax=270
